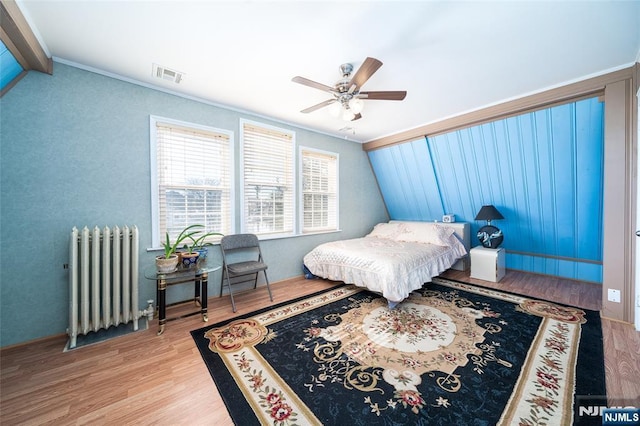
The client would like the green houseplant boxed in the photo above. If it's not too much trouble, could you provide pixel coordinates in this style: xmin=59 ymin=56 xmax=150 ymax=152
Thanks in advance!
xmin=186 ymin=231 xmax=223 ymax=260
xmin=156 ymin=224 xmax=202 ymax=272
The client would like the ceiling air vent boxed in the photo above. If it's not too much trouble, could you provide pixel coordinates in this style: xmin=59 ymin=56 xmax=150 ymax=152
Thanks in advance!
xmin=152 ymin=63 xmax=184 ymax=84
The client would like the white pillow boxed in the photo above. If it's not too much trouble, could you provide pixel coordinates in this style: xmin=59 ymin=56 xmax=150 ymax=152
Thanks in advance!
xmin=365 ymin=222 xmax=407 ymax=240
xmin=395 ymin=222 xmax=455 ymax=246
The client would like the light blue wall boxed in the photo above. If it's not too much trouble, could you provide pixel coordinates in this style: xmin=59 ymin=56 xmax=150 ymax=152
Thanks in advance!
xmin=369 ymin=97 xmax=604 ymax=282
xmin=0 ymin=63 xmax=388 ymax=347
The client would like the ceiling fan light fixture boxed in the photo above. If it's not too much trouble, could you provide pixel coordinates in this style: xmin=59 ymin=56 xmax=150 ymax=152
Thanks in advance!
xmin=341 ymin=107 xmax=355 ymax=121
xmin=348 ymin=97 xmax=364 ymax=114
xmin=328 ymin=101 xmax=342 ymax=118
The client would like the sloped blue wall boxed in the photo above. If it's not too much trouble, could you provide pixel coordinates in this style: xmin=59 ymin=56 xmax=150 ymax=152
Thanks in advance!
xmin=368 ymin=97 xmax=604 ymax=282
xmin=369 ymin=138 xmax=442 ymax=220
xmin=0 ymin=40 xmax=23 ymax=89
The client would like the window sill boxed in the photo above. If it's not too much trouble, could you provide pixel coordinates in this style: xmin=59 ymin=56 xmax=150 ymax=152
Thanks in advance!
xmin=146 ymin=229 xmax=342 ymax=251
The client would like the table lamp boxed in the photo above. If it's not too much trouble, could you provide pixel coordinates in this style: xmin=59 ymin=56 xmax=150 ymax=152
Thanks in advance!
xmin=475 ymin=205 xmax=504 ymax=248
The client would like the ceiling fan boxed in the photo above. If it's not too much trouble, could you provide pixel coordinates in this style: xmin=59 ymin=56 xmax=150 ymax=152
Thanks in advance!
xmin=292 ymin=57 xmax=407 ymax=121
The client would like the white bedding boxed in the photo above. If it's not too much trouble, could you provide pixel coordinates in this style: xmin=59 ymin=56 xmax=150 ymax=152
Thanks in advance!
xmin=303 ymin=231 xmax=467 ymax=305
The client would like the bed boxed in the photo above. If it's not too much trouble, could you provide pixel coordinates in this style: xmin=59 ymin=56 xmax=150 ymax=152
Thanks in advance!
xmin=303 ymin=221 xmax=470 ymax=307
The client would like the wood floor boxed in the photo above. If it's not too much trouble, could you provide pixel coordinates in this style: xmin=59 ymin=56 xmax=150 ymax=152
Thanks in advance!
xmin=1 ymin=270 xmax=638 ymax=425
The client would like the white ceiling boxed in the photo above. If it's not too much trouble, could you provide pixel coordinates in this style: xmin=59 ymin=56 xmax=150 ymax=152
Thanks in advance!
xmin=17 ymin=0 xmax=640 ymax=143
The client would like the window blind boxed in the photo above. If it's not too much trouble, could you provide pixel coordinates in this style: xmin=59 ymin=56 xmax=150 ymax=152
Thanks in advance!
xmin=242 ymin=121 xmax=294 ymax=236
xmin=155 ymin=121 xmax=231 ymax=242
xmin=301 ymin=149 xmax=338 ymax=233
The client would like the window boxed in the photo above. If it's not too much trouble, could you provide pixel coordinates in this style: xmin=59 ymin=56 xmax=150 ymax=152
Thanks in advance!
xmin=301 ymin=148 xmax=338 ymax=233
xmin=150 ymin=116 xmax=232 ymax=247
xmin=241 ymin=120 xmax=295 ymax=237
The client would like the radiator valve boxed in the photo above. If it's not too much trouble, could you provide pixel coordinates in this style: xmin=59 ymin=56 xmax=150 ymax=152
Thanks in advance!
xmin=142 ymin=299 xmax=154 ymax=321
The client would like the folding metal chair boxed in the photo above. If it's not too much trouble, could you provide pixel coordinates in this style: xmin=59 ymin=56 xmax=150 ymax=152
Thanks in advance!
xmin=219 ymin=233 xmax=273 ymax=312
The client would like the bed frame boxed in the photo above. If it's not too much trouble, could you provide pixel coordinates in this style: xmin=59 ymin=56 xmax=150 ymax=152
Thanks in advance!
xmin=445 ymin=222 xmax=470 ymax=271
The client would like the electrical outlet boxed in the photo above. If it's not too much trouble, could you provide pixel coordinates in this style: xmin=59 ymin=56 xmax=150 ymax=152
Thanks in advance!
xmin=607 ymin=289 xmax=621 ymax=303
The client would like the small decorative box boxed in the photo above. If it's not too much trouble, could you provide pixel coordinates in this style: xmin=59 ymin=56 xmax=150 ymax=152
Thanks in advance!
xmin=442 ymin=214 xmax=455 ymax=223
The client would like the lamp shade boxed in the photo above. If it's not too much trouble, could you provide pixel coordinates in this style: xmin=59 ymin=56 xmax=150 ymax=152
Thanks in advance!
xmin=474 ymin=205 xmax=504 ymax=222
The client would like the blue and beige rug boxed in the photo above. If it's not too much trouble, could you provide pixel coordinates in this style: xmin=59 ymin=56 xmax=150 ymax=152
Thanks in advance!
xmin=191 ymin=277 xmax=606 ymax=425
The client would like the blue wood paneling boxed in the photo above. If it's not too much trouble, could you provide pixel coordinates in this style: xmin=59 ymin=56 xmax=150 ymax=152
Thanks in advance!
xmin=368 ymin=97 xmax=604 ymax=282
xmin=368 ymin=139 xmax=443 ymax=220
xmin=0 ymin=40 xmax=23 ymax=90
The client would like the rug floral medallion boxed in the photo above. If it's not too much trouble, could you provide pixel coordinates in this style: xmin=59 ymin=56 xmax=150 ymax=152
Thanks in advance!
xmin=192 ymin=278 xmax=606 ymax=426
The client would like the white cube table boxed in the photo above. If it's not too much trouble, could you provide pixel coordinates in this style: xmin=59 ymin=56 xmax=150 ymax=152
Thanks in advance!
xmin=470 ymin=246 xmax=505 ymax=282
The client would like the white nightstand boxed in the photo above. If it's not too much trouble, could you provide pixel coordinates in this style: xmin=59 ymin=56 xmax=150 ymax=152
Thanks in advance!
xmin=470 ymin=246 xmax=505 ymax=282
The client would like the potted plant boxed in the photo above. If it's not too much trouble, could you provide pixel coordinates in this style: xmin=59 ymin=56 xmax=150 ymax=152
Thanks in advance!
xmin=155 ymin=224 xmax=202 ymax=272
xmin=174 ymin=225 xmax=202 ymax=269
xmin=187 ymin=231 xmax=223 ymax=261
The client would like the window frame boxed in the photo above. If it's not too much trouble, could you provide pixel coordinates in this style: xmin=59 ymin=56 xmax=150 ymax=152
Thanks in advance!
xmin=149 ymin=115 xmax=234 ymax=248
xmin=299 ymin=146 xmax=339 ymax=234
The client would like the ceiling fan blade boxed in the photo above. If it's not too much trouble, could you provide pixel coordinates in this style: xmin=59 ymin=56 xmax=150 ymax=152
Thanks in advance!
xmin=349 ymin=57 xmax=383 ymax=91
xmin=351 ymin=113 xmax=362 ymax=121
xmin=359 ymin=91 xmax=407 ymax=101
xmin=292 ymin=76 xmax=334 ymax=93
xmin=301 ymin=99 xmax=336 ymax=113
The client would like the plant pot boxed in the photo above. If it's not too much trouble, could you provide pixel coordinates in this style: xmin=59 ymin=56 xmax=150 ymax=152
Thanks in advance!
xmin=156 ymin=254 xmax=179 ymax=273
xmin=180 ymin=252 xmax=200 ymax=269
xmin=195 ymin=247 xmax=209 ymax=260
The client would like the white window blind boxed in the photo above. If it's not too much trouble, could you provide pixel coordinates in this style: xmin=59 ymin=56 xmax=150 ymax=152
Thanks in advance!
xmin=241 ymin=121 xmax=294 ymax=236
xmin=154 ymin=119 xmax=232 ymax=244
xmin=301 ymin=148 xmax=338 ymax=233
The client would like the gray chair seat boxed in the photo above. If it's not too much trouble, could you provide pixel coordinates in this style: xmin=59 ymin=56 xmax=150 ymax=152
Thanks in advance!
xmin=227 ymin=261 xmax=268 ymax=275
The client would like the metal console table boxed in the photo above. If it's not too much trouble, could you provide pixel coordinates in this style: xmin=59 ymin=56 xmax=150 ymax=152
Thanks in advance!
xmin=144 ymin=262 xmax=220 ymax=335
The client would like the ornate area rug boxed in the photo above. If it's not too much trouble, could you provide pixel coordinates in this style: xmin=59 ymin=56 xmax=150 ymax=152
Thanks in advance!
xmin=191 ymin=278 xmax=606 ymax=425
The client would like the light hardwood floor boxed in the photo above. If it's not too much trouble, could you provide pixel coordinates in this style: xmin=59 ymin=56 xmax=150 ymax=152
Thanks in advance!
xmin=1 ymin=270 xmax=638 ymax=425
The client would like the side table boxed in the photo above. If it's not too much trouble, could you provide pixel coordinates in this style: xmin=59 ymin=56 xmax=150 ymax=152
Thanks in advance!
xmin=144 ymin=263 xmax=221 ymax=335
xmin=470 ymin=246 xmax=505 ymax=282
